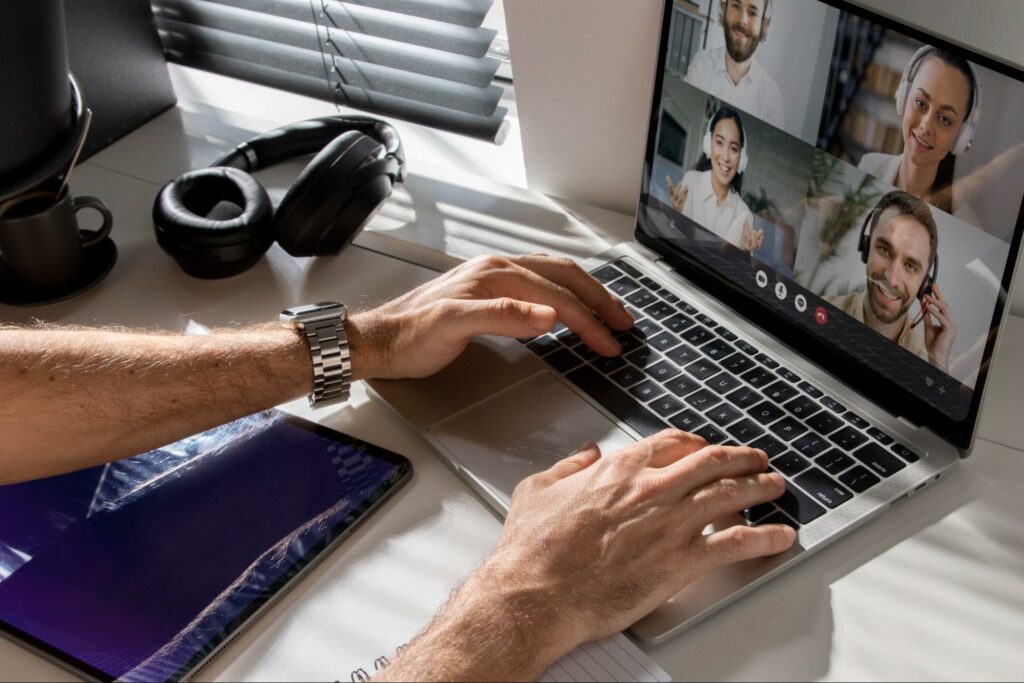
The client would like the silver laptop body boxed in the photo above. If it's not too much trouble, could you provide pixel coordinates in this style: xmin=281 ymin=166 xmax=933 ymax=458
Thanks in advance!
xmin=373 ymin=0 xmax=1024 ymax=644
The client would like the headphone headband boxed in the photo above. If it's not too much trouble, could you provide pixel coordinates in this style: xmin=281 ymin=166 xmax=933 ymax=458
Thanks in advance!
xmin=858 ymin=205 xmax=938 ymax=302
xmin=702 ymin=109 xmax=749 ymax=175
xmin=895 ymin=45 xmax=982 ymax=156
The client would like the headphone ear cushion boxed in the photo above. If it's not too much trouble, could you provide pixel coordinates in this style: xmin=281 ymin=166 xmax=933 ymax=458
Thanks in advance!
xmin=275 ymin=131 xmax=387 ymax=256
xmin=152 ymin=167 xmax=274 ymax=278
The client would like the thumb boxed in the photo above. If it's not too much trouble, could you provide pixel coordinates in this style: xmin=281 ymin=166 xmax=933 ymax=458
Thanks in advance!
xmin=548 ymin=442 xmax=602 ymax=480
xmin=448 ymin=297 xmax=557 ymax=340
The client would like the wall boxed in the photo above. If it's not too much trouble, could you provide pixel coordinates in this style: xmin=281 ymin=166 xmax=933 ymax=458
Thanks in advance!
xmin=505 ymin=0 xmax=1024 ymax=315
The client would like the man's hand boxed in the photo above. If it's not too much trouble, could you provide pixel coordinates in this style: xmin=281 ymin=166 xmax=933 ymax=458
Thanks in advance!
xmin=379 ymin=430 xmax=795 ymax=681
xmin=922 ymin=283 xmax=956 ymax=372
xmin=666 ymin=175 xmax=689 ymax=212
xmin=348 ymin=254 xmax=635 ymax=380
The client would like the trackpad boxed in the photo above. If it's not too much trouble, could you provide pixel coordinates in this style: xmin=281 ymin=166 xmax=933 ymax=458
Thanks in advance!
xmin=429 ymin=372 xmax=636 ymax=511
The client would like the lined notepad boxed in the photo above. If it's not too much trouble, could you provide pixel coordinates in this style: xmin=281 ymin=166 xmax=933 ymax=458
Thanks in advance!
xmin=539 ymin=633 xmax=671 ymax=682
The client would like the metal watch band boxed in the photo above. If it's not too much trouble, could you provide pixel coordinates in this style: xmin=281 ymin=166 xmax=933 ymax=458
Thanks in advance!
xmin=301 ymin=318 xmax=352 ymax=407
xmin=280 ymin=302 xmax=351 ymax=408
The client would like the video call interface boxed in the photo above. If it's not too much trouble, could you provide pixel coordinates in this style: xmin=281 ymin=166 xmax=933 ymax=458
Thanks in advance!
xmin=642 ymin=0 xmax=1024 ymax=422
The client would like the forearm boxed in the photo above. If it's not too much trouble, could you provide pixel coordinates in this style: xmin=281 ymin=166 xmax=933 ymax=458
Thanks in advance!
xmin=376 ymin=556 xmax=575 ymax=682
xmin=0 ymin=324 xmax=315 ymax=484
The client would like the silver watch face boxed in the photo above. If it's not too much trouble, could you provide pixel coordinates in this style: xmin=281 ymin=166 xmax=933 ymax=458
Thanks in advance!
xmin=280 ymin=302 xmax=346 ymax=325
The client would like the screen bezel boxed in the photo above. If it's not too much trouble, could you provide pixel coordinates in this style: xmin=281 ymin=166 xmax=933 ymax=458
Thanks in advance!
xmin=0 ymin=411 xmax=412 ymax=682
xmin=636 ymin=0 xmax=1024 ymax=451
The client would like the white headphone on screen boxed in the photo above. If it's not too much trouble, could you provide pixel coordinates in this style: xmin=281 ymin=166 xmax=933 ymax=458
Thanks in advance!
xmin=702 ymin=110 xmax=749 ymax=174
xmin=895 ymin=45 xmax=983 ymax=155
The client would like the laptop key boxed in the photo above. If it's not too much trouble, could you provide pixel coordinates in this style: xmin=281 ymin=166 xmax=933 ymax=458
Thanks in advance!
xmin=664 ymin=313 xmax=695 ymax=334
xmin=760 ymin=510 xmax=800 ymax=530
xmin=666 ymin=343 xmax=700 ymax=366
xmin=625 ymin=289 xmax=658 ymax=309
xmin=664 ymin=374 xmax=700 ymax=397
xmin=831 ymin=427 xmax=868 ymax=451
xmin=616 ymin=260 xmax=643 ymax=278
xmin=610 ymin=365 xmax=645 ymax=388
xmin=626 ymin=346 xmax=661 ymax=368
xmin=792 ymin=433 xmax=830 ymax=458
xmin=839 ymin=465 xmax=881 ymax=493
xmin=737 ymin=340 xmax=758 ymax=355
xmin=771 ymin=451 xmax=811 ymax=477
xmin=806 ymin=411 xmax=844 ymax=435
xmin=592 ymin=355 xmax=627 ymax=374
xmin=726 ymin=386 xmax=762 ymax=409
xmin=754 ymin=353 xmax=779 ymax=369
xmin=646 ymin=360 xmax=682 ymax=383
xmin=682 ymin=325 xmax=714 ymax=346
xmin=526 ymin=335 xmax=560 ymax=356
xmin=816 ymin=448 xmax=855 ymax=475
xmin=609 ymin=277 xmax=641 ymax=296
xmin=852 ymin=443 xmax=906 ymax=478
xmin=567 ymin=366 xmax=667 ymax=438
xmin=629 ymin=380 xmax=664 ymax=402
xmin=707 ymin=372 xmax=742 ymax=395
xmin=572 ymin=342 xmax=600 ymax=361
xmin=701 ymin=339 xmax=734 ymax=361
xmin=820 ymin=395 xmax=846 ymax=413
xmin=891 ymin=442 xmax=920 ymax=463
xmin=639 ymin=276 xmax=662 ymax=291
xmin=770 ymin=417 xmax=809 ymax=441
xmin=685 ymin=358 xmax=720 ymax=381
xmin=722 ymin=352 xmax=756 ymax=374
xmin=784 ymin=395 xmax=821 ymax=419
xmin=707 ymin=403 xmax=743 ymax=427
xmin=798 ymin=381 xmax=823 ymax=399
xmin=685 ymin=389 xmax=721 ymax=411
xmin=749 ymin=401 xmax=785 ymax=425
xmin=695 ymin=313 xmax=717 ymax=327
xmin=644 ymin=301 xmax=676 ymax=320
xmin=693 ymin=423 xmax=727 ymax=444
xmin=556 ymin=329 xmax=581 ymax=346
xmin=741 ymin=367 xmax=776 ymax=387
xmin=719 ymin=329 xmax=738 ymax=342
xmin=727 ymin=418 xmax=765 ymax=441
xmin=545 ymin=348 xmax=583 ymax=373
xmin=762 ymin=380 xmax=799 ymax=403
xmin=591 ymin=264 xmax=623 ymax=283
xmin=661 ymin=291 xmax=681 ymax=304
xmin=669 ymin=409 xmax=706 ymax=431
xmin=795 ymin=469 xmax=852 ymax=509
xmin=777 ymin=367 xmax=800 ymax=383
xmin=843 ymin=411 xmax=870 ymax=429
xmin=650 ymin=395 xmax=685 ymax=417
xmin=680 ymin=301 xmax=699 ymax=315
xmin=742 ymin=502 xmax=775 ymax=523
xmin=867 ymin=427 xmax=894 ymax=445
xmin=751 ymin=434 xmax=787 ymax=457
xmin=635 ymin=318 xmax=663 ymax=337
xmin=647 ymin=331 xmax=681 ymax=352
xmin=775 ymin=485 xmax=826 ymax=524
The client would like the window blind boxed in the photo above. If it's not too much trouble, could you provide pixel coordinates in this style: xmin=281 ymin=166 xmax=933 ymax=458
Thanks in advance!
xmin=151 ymin=0 xmax=510 ymax=143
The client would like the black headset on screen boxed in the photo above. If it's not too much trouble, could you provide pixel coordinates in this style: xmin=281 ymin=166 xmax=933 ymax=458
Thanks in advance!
xmin=718 ymin=0 xmax=772 ymax=43
xmin=857 ymin=200 xmax=938 ymax=329
xmin=153 ymin=115 xmax=406 ymax=279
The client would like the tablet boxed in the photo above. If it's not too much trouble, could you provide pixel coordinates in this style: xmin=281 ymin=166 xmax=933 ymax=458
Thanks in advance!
xmin=0 ymin=410 xmax=412 ymax=681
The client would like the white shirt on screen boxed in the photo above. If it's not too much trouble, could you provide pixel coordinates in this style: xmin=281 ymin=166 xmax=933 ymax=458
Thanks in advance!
xmin=684 ymin=46 xmax=785 ymax=130
xmin=858 ymin=152 xmax=981 ymax=227
xmin=678 ymin=169 xmax=753 ymax=249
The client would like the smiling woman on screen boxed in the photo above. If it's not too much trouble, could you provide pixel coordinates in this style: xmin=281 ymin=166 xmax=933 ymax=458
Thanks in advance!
xmin=665 ymin=106 xmax=764 ymax=252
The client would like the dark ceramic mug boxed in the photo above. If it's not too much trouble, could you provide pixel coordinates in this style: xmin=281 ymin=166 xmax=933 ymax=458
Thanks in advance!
xmin=0 ymin=186 xmax=112 ymax=293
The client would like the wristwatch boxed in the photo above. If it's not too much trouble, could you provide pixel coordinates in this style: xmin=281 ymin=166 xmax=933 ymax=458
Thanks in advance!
xmin=280 ymin=301 xmax=352 ymax=407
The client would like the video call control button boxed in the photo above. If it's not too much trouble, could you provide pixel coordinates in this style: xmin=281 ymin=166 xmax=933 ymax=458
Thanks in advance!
xmin=794 ymin=294 xmax=807 ymax=313
xmin=775 ymin=282 xmax=788 ymax=300
xmin=814 ymin=306 xmax=828 ymax=326
xmin=756 ymin=270 xmax=769 ymax=288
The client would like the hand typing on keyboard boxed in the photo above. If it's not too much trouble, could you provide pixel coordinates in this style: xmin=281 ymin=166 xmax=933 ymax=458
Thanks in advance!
xmin=379 ymin=430 xmax=794 ymax=681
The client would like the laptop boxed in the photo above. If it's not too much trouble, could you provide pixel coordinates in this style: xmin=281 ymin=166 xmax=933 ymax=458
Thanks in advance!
xmin=371 ymin=0 xmax=1024 ymax=644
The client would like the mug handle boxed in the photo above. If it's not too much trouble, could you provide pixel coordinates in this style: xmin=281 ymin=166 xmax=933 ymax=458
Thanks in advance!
xmin=72 ymin=196 xmax=113 ymax=248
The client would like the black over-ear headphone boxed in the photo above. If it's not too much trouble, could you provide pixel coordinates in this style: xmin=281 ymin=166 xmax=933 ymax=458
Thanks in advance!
xmin=857 ymin=207 xmax=938 ymax=305
xmin=153 ymin=115 xmax=406 ymax=278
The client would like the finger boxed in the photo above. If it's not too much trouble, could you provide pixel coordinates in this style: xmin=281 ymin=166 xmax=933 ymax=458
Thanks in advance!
xmin=547 ymin=442 xmax=602 ymax=480
xmin=665 ymin=175 xmax=675 ymax=193
xmin=680 ymin=472 xmax=787 ymax=531
xmin=510 ymin=255 xmax=634 ymax=331
xmin=658 ymin=444 xmax=769 ymax=494
xmin=689 ymin=522 xmax=796 ymax=573
xmin=482 ymin=265 xmax=623 ymax=355
xmin=442 ymin=297 xmax=559 ymax=340
xmin=628 ymin=428 xmax=709 ymax=469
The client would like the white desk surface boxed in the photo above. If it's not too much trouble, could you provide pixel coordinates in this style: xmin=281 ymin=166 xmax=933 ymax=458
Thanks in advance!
xmin=2 ymin=69 xmax=1023 ymax=681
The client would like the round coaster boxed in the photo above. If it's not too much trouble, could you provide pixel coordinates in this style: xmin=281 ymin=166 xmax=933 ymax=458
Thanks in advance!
xmin=0 ymin=237 xmax=117 ymax=307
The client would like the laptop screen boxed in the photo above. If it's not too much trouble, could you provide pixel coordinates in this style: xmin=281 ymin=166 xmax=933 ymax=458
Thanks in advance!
xmin=636 ymin=0 xmax=1024 ymax=449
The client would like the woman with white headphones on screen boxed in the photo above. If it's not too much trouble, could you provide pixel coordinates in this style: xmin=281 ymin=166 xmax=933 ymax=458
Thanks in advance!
xmin=666 ymin=106 xmax=764 ymax=252
xmin=858 ymin=45 xmax=982 ymax=220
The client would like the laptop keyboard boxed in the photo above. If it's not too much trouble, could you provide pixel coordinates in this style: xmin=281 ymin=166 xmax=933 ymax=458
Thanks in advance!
xmin=522 ymin=259 xmax=922 ymax=530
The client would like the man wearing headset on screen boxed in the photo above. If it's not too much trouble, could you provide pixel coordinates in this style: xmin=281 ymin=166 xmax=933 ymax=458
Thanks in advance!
xmin=826 ymin=190 xmax=957 ymax=373
xmin=684 ymin=0 xmax=785 ymax=131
